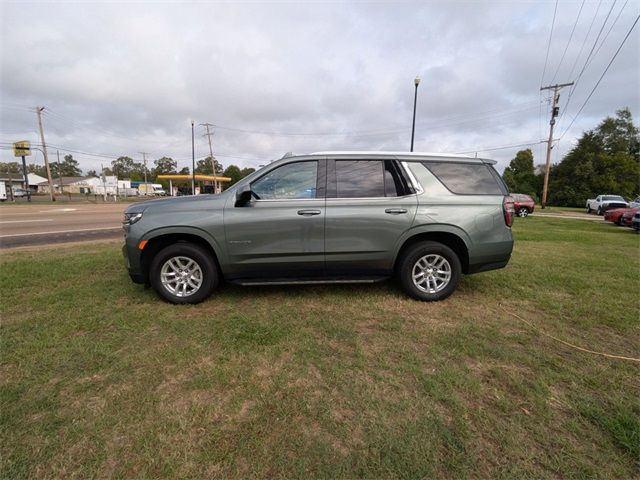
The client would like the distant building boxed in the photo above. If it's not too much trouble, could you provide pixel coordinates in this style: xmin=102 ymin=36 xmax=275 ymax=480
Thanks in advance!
xmin=27 ymin=173 xmax=47 ymax=190
xmin=0 ymin=173 xmax=25 ymax=190
xmin=37 ymin=176 xmax=95 ymax=194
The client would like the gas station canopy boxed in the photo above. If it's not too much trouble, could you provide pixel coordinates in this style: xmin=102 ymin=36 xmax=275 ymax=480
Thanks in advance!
xmin=156 ymin=174 xmax=232 ymax=183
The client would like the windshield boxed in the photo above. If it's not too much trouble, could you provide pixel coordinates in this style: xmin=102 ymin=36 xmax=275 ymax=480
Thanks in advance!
xmin=603 ymin=196 xmax=625 ymax=201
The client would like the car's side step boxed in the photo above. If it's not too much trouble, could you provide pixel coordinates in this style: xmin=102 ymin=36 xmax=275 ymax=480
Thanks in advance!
xmin=232 ymin=277 xmax=389 ymax=286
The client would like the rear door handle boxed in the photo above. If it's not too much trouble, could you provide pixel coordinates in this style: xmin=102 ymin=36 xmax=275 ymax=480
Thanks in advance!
xmin=385 ymin=208 xmax=408 ymax=215
xmin=297 ymin=209 xmax=321 ymax=216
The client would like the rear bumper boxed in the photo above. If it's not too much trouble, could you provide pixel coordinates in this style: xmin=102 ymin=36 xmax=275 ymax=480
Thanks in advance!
xmin=467 ymin=239 xmax=513 ymax=274
xmin=467 ymin=258 xmax=510 ymax=274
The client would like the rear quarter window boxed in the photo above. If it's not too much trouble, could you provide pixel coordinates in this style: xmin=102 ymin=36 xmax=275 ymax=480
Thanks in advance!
xmin=423 ymin=162 xmax=507 ymax=195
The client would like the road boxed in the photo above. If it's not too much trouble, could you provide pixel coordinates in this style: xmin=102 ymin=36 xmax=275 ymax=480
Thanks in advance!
xmin=0 ymin=203 xmax=127 ymax=248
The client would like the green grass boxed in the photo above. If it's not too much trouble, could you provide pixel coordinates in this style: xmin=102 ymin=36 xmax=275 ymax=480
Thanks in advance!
xmin=1 ymin=217 xmax=639 ymax=479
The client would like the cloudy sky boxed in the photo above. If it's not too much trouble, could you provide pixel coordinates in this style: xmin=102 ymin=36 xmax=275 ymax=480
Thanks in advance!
xmin=1 ymin=0 xmax=638 ymax=175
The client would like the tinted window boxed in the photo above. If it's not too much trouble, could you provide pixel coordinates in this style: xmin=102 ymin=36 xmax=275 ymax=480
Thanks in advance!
xmin=336 ymin=160 xmax=385 ymax=197
xmin=425 ymin=162 xmax=505 ymax=195
xmin=603 ymin=196 xmax=625 ymax=201
xmin=251 ymin=161 xmax=317 ymax=200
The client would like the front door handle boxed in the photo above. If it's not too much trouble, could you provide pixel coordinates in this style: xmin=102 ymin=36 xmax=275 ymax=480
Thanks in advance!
xmin=385 ymin=208 xmax=408 ymax=215
xmin=297 ymin=209 xmax=321 ymax=216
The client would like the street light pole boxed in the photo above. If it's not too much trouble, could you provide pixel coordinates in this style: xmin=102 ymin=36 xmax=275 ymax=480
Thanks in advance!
xmin=410 ymin=76 xmax=420 ymax=152
xmin=191 ymin=120 xmax=196 ymax=195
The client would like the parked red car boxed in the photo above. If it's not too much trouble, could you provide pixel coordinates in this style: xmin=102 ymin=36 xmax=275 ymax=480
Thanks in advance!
xmin=620 ymin=208 xmax=639 ymax=227
xmin=511 ymin=194 xmax=535 ymax=217
xmin=604 ymin=207 xmax=637 ymax=225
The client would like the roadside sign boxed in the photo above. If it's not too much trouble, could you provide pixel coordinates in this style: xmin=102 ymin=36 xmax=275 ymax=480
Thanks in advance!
xmin=13 ymin=140 xmax=31 ymax=157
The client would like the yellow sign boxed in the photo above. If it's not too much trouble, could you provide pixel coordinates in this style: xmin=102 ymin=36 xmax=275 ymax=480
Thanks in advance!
xmin=13 ymin=140 xmax=31 ymax=157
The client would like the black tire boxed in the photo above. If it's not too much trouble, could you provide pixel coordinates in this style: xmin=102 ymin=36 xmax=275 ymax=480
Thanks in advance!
xmin=149 ymin=243 xmax=219 ymax=304
xmin=586 ymin=206 xmax=591 ymax=214
xmin=517 ymin=207 xmax=529 ymax=218
xmin=597 ymin=207 xmax=602 ymax=215
xmin=397 ymin=241 xmax=461 ymax=301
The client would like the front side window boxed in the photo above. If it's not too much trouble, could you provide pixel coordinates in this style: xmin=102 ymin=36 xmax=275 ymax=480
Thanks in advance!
xmin=251 ymin=161 xmax=317 ymax=200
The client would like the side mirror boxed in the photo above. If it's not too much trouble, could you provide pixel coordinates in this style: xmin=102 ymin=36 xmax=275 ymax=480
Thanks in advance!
xmin=235 ymin=184 xmax=253 ymax=207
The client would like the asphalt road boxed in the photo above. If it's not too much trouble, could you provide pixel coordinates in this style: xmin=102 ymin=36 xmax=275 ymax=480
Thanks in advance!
xmin=0 ymin=203 xmax=127 ymax=248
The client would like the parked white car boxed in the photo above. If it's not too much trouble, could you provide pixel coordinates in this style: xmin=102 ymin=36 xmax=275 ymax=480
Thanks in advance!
xmin=629 ymin=196 xmax=640 ymax=209
xmin=586 ymin=195 xmax=629 ymax=215
xmin=0 ymin=181 xmax=6 ymax=202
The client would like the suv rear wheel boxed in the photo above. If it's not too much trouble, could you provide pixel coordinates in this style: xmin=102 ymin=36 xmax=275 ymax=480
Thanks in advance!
xmin=149 ymin=243 xmax=219 ymax=304
xmin=517 ymin=207 xmax=529 ymax=217
xmin=397 ymin=241 xmax=461 ymax=301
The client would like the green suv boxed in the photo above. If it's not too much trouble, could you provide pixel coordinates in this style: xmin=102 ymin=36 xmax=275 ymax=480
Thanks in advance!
xmin=122 ymin=152 xmax=514 ymax=303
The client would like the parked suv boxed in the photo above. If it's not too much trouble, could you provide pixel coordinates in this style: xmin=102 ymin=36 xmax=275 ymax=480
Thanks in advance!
xmin=510 ymin=193 xmax=535 ymax=217
xmin=122 ymin=152 xmax=514 ymax=304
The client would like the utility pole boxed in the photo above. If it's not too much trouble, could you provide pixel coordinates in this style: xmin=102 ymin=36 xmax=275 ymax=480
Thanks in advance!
xmin=56 ymin=150 xmax=64 ymax=195
xmin=410 ymin=76 xmax=421 ymax=152
xmin=200 ymin=123 xmax=218 ymax=193
xmin=36 ymin=107 xmax=56 ymax=201
xmin=100 ymin=163 xmax=107 ymax=202
xmin=540 ymin=82 xmax=573 ymax=209
xmin=139 ymin=151 xmax=150 ymax=186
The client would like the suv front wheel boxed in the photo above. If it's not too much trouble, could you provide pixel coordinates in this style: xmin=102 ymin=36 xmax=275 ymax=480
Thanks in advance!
xmin=397 ymin=241 xmax=461 ymax=301
xmin=149 ymin=243 xmax=219 ymax=304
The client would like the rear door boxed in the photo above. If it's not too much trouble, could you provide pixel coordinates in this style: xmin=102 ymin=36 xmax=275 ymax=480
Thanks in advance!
xmin=324 ymin=157 xmax=417 ymax=276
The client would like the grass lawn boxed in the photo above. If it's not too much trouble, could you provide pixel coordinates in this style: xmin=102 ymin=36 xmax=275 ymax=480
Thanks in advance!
xmin=1 ymin=217 xmax=639 ymax=479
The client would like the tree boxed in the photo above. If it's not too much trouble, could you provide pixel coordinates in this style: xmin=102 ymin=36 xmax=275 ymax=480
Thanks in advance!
xmin=195 ymin=156 xmax=223 ymax=175
xmin=1 ymin=162 xmax=23 ymax=175
xmin=51 ymin=154 xmax=81 ymax=177
xmin=86 ymin=169 xmax=98 ymax=177
xmin=548 ymin=108 xmax=640 ymax=206
xmin=220 ymin=165 xmax=257 ymax=189
xmin=179 ymin=166 xmax=190 ymax=175
xmin=27 ymin=164 xmax=47 ymax=177
xmin=222 ymin=165 xmax=243 ymax=186
xmin=152 ymin=156 xmax=177 ymax=178
xmin=240 ymin=167 xmax=256 ymax=178
xmin=111 ymin=156 xmax=144 ymax=180
xmin=502 ymin=149 xmax=538 ymax=200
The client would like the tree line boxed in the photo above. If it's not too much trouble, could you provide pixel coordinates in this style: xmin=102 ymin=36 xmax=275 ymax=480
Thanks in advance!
xmin=502 ymin=107 xmax=638 ymax=206
xmin=1 ymin=154 xmax=256 ymax=190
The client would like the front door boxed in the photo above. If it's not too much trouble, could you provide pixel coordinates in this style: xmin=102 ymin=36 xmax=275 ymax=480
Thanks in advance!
xmin=223 ymin=159 xmax=326 ymax=279
xmin=325 ymin=158 xmax=417 ymax=276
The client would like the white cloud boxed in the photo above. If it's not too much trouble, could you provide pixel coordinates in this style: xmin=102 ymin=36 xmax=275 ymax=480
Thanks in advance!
xmin=0 ymin=0 xmax=638 ymax=174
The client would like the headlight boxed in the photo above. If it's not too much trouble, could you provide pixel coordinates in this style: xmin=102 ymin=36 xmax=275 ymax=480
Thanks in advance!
xmin=122 ymin=212 xmax=143 ymax=225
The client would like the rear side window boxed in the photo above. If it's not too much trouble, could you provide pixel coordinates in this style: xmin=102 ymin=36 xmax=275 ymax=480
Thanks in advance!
xmin=336 ymin=160 xmax=384 ymax=197
xmin=424 ymin=162 xmax=506 ymax=195
xmin=335 ymin=160 xmax=413 ymax=198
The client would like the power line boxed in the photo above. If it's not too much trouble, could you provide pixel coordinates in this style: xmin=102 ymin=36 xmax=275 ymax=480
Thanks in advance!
xmin=566 ymin=0 xmax=604 ymax=81
xmin=557 ymin=0 xmax=622 ymax=134
xmin=570 ymin=0 xmax=618 ymax=90
xmin=558 ymin=13 xmax=639 ymax=141
xmin=583 ymin=0 xmax=629 ymax=74
xmin=455 ymin=140 xmax=546 ymax=155
xmin=540 ymin=0 xmax=559 ymax=88
xmin=550 ymin=0 xmax=586 ymax=84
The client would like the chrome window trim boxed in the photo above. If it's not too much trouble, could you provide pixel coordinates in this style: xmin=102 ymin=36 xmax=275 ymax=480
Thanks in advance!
xmin=401 ymin=161 xmax=424 ymax=194
xmin=251 ymin=198 xmax=324 ymax=203
xmin=325 ymin=194 xmax=416 ymax=202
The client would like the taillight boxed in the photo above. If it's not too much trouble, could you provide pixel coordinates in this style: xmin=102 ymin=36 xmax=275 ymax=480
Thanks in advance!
xmin=503 ymin=196 xmax=515 ymax=227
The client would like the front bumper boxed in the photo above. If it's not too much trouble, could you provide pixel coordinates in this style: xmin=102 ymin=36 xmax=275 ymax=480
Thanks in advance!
xmin=122 ymin=234 xmax=145 ymax=284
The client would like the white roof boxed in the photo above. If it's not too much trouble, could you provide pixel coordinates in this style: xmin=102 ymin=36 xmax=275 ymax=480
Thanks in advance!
xmin=27 ymin=173 xmax=47 ymax=184
xmin=309 ymin=151 xmax=475 ymax=159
